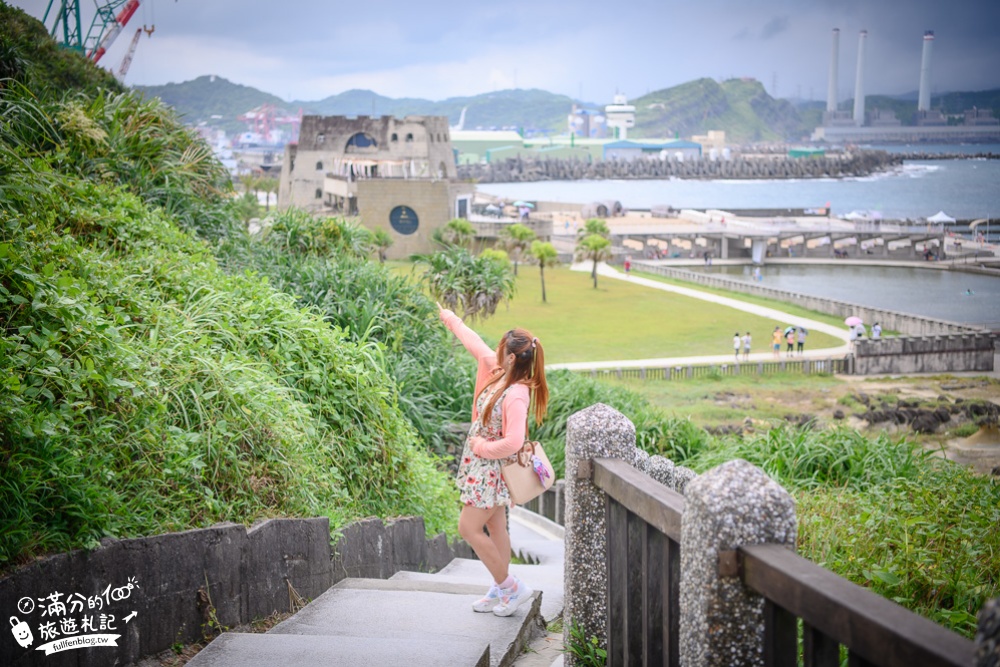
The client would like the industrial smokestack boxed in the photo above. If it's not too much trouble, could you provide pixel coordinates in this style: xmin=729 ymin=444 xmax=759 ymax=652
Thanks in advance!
xmin=918 ymin=31 xmax=934 ymax=112
xmin=827 ymin=28 xmax=840 ymax=112
xmin=853 ymin=30 xmax=867 ymax=126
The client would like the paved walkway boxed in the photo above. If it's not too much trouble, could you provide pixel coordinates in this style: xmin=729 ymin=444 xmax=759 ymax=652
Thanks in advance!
xmin=549 ymin=262 xmax=851 ymax=371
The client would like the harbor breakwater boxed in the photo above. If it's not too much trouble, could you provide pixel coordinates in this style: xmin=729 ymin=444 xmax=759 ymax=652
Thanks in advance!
xmin=459 ymin=150 xmax=902 ymax=183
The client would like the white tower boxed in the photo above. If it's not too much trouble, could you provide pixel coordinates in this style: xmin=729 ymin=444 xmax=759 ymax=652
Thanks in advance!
xmin=827 ymin=28 xmax=840 ymax=113
xmin=853 ymin=30 xmax=867 ymax=126
xmin=605 ymin=93 xmax=636 ymax=140
xmin=918 ymin=31 xmax=934 ymax=112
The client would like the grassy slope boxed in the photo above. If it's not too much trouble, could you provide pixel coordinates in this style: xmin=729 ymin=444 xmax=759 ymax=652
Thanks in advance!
xmin=0 ymin=11 xmax=458 ymax=566
xmin=0 ymin=3 xmax=123 ymax=97
xmin=471 ymin=264 xmax=841 ymax=362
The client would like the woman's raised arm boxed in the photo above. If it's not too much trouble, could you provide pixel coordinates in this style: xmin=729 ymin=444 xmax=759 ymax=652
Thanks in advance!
xmin=438 ymin=305 xmax=494 ymax=363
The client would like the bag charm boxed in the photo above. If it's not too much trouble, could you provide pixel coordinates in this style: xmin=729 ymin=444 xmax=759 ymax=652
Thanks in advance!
xmin=531 ymin=455 xmax=550 ymax=484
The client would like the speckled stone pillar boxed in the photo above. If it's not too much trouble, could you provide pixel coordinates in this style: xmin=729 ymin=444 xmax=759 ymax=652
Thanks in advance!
xmin=976 ymin=597 xmax=1000 ymax=667
xmin=562 ymin=403 xmax=640 ymax=658
xmin=679 ymin=459 xmax=797 ymax=667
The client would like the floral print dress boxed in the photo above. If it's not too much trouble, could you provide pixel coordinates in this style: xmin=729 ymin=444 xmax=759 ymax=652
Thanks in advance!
xmin=456 ymin=383 xmax=517 ymax=509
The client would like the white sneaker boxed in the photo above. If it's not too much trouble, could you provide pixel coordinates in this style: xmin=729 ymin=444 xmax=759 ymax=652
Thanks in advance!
xmin=493 ymin=577 xmax=533 ymax=617
xmin=472 ymin=583 xmax=500 ymax=612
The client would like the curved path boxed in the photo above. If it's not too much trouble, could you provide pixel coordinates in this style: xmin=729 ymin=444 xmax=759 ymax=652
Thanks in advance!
xmin=547 ymin=262 xmax=852 ymax=371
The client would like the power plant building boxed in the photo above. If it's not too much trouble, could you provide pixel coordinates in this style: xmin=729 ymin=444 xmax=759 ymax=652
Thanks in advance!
xmin=814 ymin=28 xmax=1000 ymax=142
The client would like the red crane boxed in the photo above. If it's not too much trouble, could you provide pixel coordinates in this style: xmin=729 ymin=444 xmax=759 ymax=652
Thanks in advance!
xmin=44 ymin=0 xmax=142 ymax=62
xmin=115 ymin=27 xmax=142 ymax=80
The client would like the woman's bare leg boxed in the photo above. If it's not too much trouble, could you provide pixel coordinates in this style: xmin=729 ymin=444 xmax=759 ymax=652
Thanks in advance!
xmin=484 ymin=507 xmax=511 ymax=574
xmin=459 ymin=504 xmax=509 ymax=584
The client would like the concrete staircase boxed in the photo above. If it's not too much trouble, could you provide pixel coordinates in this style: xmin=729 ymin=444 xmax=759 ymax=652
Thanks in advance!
xmin=187 ymin=508 xmax=564 ymax=667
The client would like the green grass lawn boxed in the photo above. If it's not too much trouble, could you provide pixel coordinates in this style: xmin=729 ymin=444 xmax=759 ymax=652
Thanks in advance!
xmin=471 ymin=264 xmax=842 ymax=363
xmin=606 ymin=372 xmax=844 ymax=426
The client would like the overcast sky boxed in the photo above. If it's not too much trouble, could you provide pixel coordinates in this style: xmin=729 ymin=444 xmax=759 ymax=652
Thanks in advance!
xmin=11 ymin=0 xmax=1000 ymax=104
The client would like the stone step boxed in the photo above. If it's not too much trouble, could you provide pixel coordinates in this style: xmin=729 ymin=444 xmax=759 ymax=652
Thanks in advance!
xmin=392 ymin=559 xmax=563 ymax=624
xmin=189 ymin=577 xmax=542 ymax=667
xmin=185 ymin=632 xmax=490 ymax=667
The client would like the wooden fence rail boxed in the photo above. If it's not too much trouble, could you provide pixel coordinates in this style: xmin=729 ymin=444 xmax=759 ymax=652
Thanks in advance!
xmin=584 ymin=457 xmax=976 ymax=667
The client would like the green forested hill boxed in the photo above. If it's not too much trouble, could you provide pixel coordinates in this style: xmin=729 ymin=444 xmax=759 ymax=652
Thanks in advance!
xmin=631 ymin=77 xmax=806 ymax=143
xmin=137 ymin=80 xmax=582 ymax=135
xmin=133 ymin=72 xmax=999 ymax=143
xmin=135 ymin=74 xmax=290 ymax=134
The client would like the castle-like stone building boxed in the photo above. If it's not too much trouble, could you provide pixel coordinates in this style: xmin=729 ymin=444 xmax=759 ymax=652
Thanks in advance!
xmin=278 ymin=115 xmax=473 ymax=259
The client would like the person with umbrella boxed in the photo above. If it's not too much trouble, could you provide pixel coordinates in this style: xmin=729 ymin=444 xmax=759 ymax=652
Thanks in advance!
xmin=513 ymin=201 xmax=534 ymax=222
xmin=845 ymin=317 xmax=864 ymax=347
xmin=784 ymin=326 xmax=796 ymax=357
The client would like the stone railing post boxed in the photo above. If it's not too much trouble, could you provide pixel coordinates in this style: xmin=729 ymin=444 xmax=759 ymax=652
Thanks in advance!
xmin=562 ymin=403 xmax=641 ymax=657
xmin=679 ymin=459 xmax=797 ymax=667
xmin=975 ymin=597 xmax=1000 ymax=667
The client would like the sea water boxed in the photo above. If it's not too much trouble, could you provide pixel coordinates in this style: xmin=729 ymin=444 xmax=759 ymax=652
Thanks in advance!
xmin=691 ymin=264 xmax=1000 ymax=329
xmin=482 ymin=154 xmax=1000 ymax=327
xmin=482 ymin=154 xmax=1000 ymax=221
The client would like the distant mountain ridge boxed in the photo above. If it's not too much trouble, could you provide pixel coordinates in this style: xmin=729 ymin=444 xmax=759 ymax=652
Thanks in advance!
xmin=135 ymin=75 xmax=999 ymax=143
xmin=135 ymin=76 xmax=584 ymax=136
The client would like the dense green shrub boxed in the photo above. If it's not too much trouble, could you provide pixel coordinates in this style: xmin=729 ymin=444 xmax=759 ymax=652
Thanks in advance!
xmin=0 ymin=4 xmax=123 ymax=98
xmin=216 ymin=208 xmax=474 ymax=455
xmin=0 ymin=81 xmax=456 ymax=569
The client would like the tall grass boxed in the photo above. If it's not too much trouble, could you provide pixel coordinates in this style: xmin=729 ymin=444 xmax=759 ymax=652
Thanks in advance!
xmin=678 ymin=426 xmax=1000 ymax=638
xmin=0 ymin=81 xmax=456 ymax=569
xmin=216 ymin=208 xmax=474 ymax=455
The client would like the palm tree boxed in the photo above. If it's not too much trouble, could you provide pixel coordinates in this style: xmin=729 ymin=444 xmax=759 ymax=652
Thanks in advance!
xmin=372 ymin=228 xmax=392 ymax=263
xmin=530 ymin=240 xmax=559 ymax=303
xmin=576 ymin=233 xmax=611 ymax=289
xmin=577 ymin=217 xmax=610 ymax=240
xmin=239 ymin=173 xmax=261 ymax=205
xmin=258 ymin=176 xmax=279 ymax=212
xmin=499 ymin=223 xmax=536 ymax=276
xmin=432 ymin=218 xmax=475 ymax=249
xmin=414 ymin=246 xmax=514 ymax=322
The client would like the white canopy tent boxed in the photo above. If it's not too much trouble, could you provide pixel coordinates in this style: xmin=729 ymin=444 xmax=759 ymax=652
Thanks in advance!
xmin=927 ymin=211 xmax=956 ymax=223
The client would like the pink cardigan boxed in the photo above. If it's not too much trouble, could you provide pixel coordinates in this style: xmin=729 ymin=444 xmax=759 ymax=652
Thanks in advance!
xmin=440 ymin=309 xmax=529 ymax=459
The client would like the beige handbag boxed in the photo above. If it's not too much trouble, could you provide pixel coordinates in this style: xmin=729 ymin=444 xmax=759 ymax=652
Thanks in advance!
xmin=501 ymin=439 xmax=555 ymax=505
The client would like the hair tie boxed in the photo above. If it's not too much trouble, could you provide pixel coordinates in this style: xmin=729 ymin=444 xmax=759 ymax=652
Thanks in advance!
xmin=532 ymin=337 xmax=538 ymax=349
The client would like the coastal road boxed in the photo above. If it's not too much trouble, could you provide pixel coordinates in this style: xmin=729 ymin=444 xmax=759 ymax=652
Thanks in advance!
xmin=548 ymin=262 xmax=851 ymax=372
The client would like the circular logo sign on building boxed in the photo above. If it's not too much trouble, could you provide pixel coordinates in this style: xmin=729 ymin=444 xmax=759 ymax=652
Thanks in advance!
xmin=390 ymin=205 xmax=419 ymax=235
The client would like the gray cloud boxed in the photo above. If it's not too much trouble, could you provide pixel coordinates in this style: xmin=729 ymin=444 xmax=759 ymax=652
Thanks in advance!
xmin=7 ymin=0 xmax=1000 ymax=101
xmin=760 ymin=16 xmax=790 ymax=40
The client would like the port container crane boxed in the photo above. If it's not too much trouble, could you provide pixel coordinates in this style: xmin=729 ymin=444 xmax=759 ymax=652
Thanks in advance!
xmin=43 ymin=0 xmax=141 ymax=62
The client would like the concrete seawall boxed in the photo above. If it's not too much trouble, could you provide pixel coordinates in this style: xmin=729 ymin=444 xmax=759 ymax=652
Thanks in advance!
xmin=853 ymin=334 xmax=996 ymax=375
